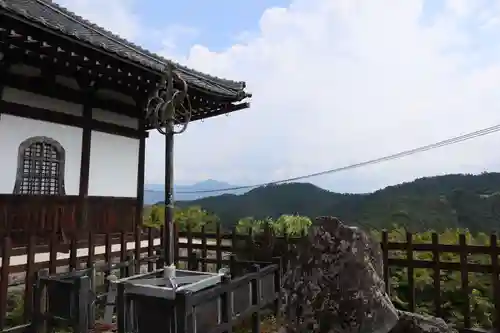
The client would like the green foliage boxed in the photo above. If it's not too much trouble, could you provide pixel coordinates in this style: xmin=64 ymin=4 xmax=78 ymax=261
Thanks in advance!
xmin=5 ymin=291 xmax=24 ymax=328
xmin=143 ymin=205 xmax=219 ymax=232
xmin=234 ymin=214 xmax=311 ymax=236
xmin=235 ymin=216 xmax=270 ymax=235
xmin=234 ymin=216 xmax=497 ymax=329
xmin=381 ymin=227 xmax=496 ymax=329
xmin=176 ymin=173 xmax=500 ymax=232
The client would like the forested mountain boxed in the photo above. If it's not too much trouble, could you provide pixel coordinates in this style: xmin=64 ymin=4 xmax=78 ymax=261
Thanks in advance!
xmin=176 ymin=173 xmax=500 ymax=232
xmin=144 ymin=180 xmax=246 ymax=203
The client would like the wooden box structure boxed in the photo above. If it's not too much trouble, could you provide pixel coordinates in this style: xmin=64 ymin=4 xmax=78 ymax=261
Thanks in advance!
xmin=0 ymin=0 xmax=251 ymax=242
xmin=115 ymin=262 xmax=281 ymax=333
xmin=32 ymin=269 xmax=92 ymax=333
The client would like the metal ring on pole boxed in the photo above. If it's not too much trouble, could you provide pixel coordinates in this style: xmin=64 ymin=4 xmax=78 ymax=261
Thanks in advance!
xmin=145 ymin=67 xmax=192 ymax=136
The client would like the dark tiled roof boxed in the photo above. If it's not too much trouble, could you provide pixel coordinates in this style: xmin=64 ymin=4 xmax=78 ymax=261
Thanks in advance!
xmin=0 ymin=0 xmax=250 ymax=100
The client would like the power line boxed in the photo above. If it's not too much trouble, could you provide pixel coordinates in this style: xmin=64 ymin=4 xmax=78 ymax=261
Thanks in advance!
xmin=177 ymin=123 xmax=500 ymax=195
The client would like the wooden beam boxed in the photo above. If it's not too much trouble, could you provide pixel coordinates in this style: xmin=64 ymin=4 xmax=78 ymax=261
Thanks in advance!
xmin=0 ymin=101 xmax=147 ymax=139
xmin=3 ymin=70 xmax=139 ymax=119
xmin=2 ymin=14 xmax=155 ymax=87
xmin=0 ymin=49 xmax=12 ymax=121
xmin=0 ymin=41 xmax=12 ymax=92
xmin=4 ymin=34 xmax=241 ymax=106
xmin=6 ymin=43 xmax=148 ymax=98
xmin=4 ymin=43 xmax=246 ymax=121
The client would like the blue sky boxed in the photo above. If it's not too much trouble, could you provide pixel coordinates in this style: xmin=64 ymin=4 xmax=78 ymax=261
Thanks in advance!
xmin=58 ymin=0 xmax=500 ymax=193
xmin=134 ymin=0 xmax=291 ymax=52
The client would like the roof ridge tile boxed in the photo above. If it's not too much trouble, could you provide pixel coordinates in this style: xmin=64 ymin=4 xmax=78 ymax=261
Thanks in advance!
xmin=37 ymin=0 xmax=246 ymax=90
xmin=2 ymin=0 xmax=249 ymax=99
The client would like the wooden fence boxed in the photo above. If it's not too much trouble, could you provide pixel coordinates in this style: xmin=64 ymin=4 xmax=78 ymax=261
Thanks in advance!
xmin=1 ymin=226 xmax=500 ymax=332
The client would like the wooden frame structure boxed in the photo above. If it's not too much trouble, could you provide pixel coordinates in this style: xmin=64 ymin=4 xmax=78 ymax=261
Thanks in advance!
xmin=0 ymin=0 xmax=251 ymax=243
xmin=2 ymin=227 xmax=500 ymax=332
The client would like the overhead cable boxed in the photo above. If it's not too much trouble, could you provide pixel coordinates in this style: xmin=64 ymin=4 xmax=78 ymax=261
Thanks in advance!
xmin=177 ymin=123 xmax=500 ymax=194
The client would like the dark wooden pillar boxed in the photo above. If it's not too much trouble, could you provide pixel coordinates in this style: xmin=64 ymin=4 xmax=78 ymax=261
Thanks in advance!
xmin=77 ymin=78 xmax=97 ymax=231
xmin=135 ymin=99 xmax=147 ymax=230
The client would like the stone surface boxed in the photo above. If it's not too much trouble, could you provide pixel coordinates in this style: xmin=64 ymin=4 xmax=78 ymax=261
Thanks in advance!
xmin=280 ymin=216 xmax=399 ymax=333
xmin=389 ymin=311 xmax=457 ymax=333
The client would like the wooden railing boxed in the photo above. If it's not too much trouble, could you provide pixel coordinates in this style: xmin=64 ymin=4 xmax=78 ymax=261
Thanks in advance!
xmin=0 ymin=195 xmax=138 ymax=244
xmin=1 ymin=225 xmax=500 ymax=332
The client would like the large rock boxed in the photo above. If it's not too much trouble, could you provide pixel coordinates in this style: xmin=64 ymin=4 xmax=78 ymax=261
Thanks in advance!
xmin=390 ymin=311 xmax=457 ymax=333
xmin=280 ymin=216 xmax=399 ymax=333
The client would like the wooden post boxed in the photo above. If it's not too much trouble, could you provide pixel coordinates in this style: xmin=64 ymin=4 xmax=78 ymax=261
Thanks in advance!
xmin=0 ymin=236 xmax=12 ymax=330
xmin=116 ymin=281 xmax=126 ymax=333
xmin=432 ymin=233 xmax=442 ymax=318
xmin=175 ymin=290 xmax=193 ymax=333
xmin=220 ymin=274 xmax=233 ymax=333
xmin=24 ymin=235 xmax=36 ymax=322
xmin=272 ymin=257 xmax=283 ymax=318
xmin=381 ymin=230 xmax=390 ymax=295
xmin=75 ymin=276 xmax=90 ymax=333
xmin=229 ymin=255 xmax=238 ymax=277
xmin=491 ymin=234 xmax=500 ymax=331
xmin=406 ymin=231 xmax=415 ymax=312
xmin=216 ymin=223 xmax=223 ymax=270
xmin=251 ymin=265 xmax=261 ymax=333
xmin=88 ymin=263 xmax=96 ymax=329
xmin=188 ymin=252 xmax=199 ymax=271
xmin=31 ymin=269 xmax=49 ymax=333
xmin=201 ymin=226 xmax=208 ymax=271
xmin=76 ymin=77 xmax=96 ymax=232
xmin=459 ymin=234 xmax=471 ymax=328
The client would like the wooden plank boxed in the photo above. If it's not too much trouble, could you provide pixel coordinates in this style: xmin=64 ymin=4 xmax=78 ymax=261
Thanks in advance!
xmin=216 ymin=224 xmax=222 ymax=270
xmin=69 ymin=236 xmax=78 ymax=271
xmin=87 ymin=230 xmax=95 ymax=268
xmin=432 ymin=232 xmax=442 ymax=318
xmin=381 ymin=230 xmax=390 ymax=294
xmin=459 ymin=234 xmax=471 ymax=328
xmin=23 ymin=235 xmax=35 ymax=322
xmin=491 ymin=234 xmax=500 ymax=331
xmin=251 ymin=265 xmax=261 ymax=333
xmin=187 ymin=224 xmax=193 ymax=267
xmin=147 ymin=228 xmax=154 ymax=272
xmin=406 ymin=232 xmax=415 ymax=312
xmin=134 ymin=227 xmax=141 ymax=273
xmin=201 ymin=226 xmax=208 ymax=271
xmin=120 ymin=231 xmax=127 ymax=277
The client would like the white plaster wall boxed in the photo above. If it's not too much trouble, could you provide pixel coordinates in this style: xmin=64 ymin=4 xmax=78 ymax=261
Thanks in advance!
xmin=0 ymin=114 xmax=82 ymax=194
xmin=88 ymin=130 xmax=139 ymax=197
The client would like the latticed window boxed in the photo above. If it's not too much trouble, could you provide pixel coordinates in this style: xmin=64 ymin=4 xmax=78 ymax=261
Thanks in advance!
xmin=13 ymin=137 xmax=66 ymax=195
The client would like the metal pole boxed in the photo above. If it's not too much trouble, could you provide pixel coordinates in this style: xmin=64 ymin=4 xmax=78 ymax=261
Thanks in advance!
xmin=163 ymin=65 xmax=175 ymax=267
xmin=164 ymin=127 xmax=174 ymax=266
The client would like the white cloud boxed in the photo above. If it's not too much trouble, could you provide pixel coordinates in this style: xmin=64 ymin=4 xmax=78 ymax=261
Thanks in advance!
xmin=55 ymin=0 xmax=500 ymax=192
xmin=154 ymin=25 xmax=199 ymax=62
xmin=160 ymin=0 xmax=500 ymax=192
xmin=54 ymin=0 xmax=142 ymax=41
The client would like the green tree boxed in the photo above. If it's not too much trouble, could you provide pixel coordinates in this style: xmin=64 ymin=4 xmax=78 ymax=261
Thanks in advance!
xmin=271 ymin=214 xmax=311 ymax=236
xmin=143 ymin=205 xmax=218 ymax=231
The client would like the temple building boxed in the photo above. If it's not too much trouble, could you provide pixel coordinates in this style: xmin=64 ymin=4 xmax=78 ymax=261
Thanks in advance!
xmin=0 ymin=0 xmax=251 ymax=243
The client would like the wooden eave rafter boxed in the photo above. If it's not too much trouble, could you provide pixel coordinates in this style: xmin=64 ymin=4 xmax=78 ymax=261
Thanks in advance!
xmin=0 ymin=8 xmax=251 ymax=127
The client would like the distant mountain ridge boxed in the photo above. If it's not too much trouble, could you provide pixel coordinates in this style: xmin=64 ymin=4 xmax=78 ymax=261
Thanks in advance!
xmin=144 ymin=179 xmax=248 ymax=204
xmin=175 ymin=173 xmax=500 ymax=232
